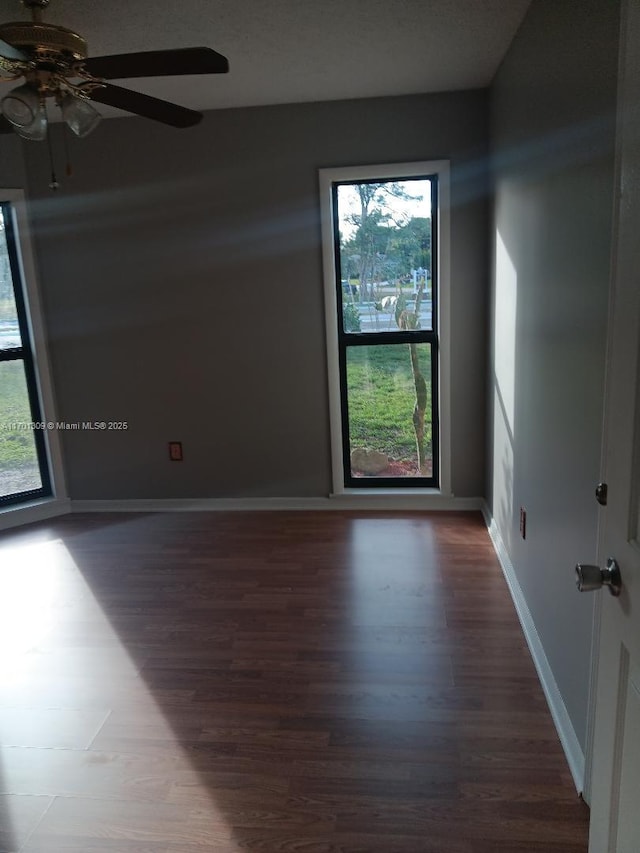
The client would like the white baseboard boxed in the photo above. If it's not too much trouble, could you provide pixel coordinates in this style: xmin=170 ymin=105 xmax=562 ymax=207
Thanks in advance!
xmin=0 ymin=497 xmax=71 ymax=532
xmin=481 ymin=502 xmax=585 ymax=793
xmin=70 ymin=495 xmax=483 ymax=513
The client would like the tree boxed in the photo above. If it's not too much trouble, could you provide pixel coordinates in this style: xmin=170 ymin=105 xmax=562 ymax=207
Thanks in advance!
xmin=339 ymin=182 xmax=422 ymax=302
xmin=395 ymin=288 xmax=429 ymax=475
xmin=389 ymin=217 xmax=431 ymax=273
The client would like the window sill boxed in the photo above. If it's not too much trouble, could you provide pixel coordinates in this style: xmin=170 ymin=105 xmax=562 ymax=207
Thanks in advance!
xmin=329 ymin=490 xmax=480 ymax=510
xmin=333 ymin=487 xmax=446 ymax=496
xmin=0 ymin=497 xmax=71 ymax=532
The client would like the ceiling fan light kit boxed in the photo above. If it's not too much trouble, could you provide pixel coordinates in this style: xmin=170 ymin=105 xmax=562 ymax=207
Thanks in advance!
xmin=4 ymin=89 xmax=46 ymax=140
xmin=1 ymin=80 xmax=41 ymax=126
xmin=0 ymin=0 xmax=229 ymax=185
xmin=59 ymin=92 xmax=100 ymax=137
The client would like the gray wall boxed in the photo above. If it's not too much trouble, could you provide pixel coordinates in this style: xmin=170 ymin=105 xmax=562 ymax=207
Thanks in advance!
xmin=0 ymin=134 xmax=28 ymax=187
xmin=22 ymin=90 xmax=489 ymax=499
xmin=489 ymin=0 xmax=620 ymax=750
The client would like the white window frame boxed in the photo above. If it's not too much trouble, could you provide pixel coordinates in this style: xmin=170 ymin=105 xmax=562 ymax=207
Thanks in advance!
xmin=0 ymin=188 xmax=67 ymax=527
xmin=319 ymin=160 xmax=451 ymax=496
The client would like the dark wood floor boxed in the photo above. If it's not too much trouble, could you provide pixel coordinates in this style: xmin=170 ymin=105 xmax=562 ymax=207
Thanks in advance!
xmin=0 ymin=510 xmax=589 ymax=852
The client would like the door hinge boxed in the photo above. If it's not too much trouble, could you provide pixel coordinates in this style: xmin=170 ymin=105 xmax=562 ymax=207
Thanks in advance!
xmin=595 ymin=482 xmax=608 ymax=506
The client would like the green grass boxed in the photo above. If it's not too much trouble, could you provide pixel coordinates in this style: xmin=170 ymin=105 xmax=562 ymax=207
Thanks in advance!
xmin=346 ymin=344 xmax=432 ymax=461
xmin=0 ymin=361 xmax=40 ymax=469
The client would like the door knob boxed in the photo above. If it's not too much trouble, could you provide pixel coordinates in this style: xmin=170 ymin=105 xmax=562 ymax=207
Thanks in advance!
xmin=575 ymin=558 xmax=622 ymax=597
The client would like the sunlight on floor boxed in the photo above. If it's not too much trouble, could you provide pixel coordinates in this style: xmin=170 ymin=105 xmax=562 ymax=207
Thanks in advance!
xmin=0 ymin=534 xmax=237 ymax=851
xmin=344 ymin=518 xmax=451 ymax=719
xmin=348 ymin=517 xmax=439 ymax=627
xmin=0 ymin=540 xmax=58 ymax=683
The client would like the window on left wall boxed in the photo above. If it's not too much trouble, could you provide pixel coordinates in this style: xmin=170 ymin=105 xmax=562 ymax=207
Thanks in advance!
xmin=0 ymin=200 xmax=52 ymax=506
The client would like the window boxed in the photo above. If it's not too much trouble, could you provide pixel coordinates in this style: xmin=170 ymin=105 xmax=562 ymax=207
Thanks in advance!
xmin=320 ymin=161 xmax=450 ymax=493
xmin=0 ymin=197 xmax=53 ymax=506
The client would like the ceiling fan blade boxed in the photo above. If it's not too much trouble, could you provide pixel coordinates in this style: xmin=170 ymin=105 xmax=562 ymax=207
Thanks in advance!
xmin=0 ymin=37 xmax=27 ymax=62
xmin=89 ymin=83 xmax=202 ymax=128
xmin=84 ymin=47 xmax=229 ymax=80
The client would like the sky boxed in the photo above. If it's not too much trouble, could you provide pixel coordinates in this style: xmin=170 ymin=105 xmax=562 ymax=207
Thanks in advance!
xmin=337 ymin=178 xmax=432 ymax=240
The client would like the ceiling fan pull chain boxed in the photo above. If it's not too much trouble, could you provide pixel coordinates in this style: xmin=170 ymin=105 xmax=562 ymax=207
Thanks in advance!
xmin=61 ymin=120 xmax=72 ymax=177
xmin=45 ymin=119 xmax=58 ymax=190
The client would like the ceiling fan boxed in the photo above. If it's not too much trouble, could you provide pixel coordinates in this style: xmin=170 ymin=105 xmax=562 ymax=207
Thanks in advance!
xmin=0 ymin=0 xmax=229 ymax=142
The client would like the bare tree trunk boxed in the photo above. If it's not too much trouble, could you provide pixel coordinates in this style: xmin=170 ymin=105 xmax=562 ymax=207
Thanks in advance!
xmin=409 ymin=342 xmax=428 ymax=474
xmin=400 ymin=285 xmax=429 ymax=475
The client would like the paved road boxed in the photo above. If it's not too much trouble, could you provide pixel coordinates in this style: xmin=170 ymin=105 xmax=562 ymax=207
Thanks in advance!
xmin=351 ymin=303 xmax=433 ymax=333
xmin=0 ymin=319 xmax=21 ymax=349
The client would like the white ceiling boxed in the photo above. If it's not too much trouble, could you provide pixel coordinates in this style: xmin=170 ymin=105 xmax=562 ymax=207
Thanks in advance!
xmin=0 ymin=0 xmax=531 ymax=119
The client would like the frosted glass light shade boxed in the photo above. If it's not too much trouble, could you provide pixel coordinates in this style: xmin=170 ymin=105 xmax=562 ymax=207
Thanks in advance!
xmin=2 ymin=83 xmax=41 ymax=128
xmin=60 ymin=95 xmax=101 ymax=137
xmin=14 ymin=107 xmax=47 ymax=141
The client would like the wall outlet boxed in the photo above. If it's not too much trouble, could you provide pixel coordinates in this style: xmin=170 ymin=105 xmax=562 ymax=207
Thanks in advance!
xmin=168 ymin=441 xmax=183 ymax=461
xmin=519 ymin=506 xmax=527 ymax=539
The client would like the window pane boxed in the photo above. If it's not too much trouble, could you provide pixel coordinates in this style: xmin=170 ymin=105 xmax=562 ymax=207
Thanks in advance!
xmin=336 ymin=178 xmax=433 ymax=334
xmin=0 ymin=360 xmax=43 ymax=498
xmin=0 ymin=209 xmax=22 ymax=351
xmin=346 ymin=343 xmax=433 ymax=479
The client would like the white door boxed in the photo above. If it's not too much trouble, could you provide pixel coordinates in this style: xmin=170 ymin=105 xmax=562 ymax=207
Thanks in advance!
xmin=586 ymin=1 xmax=640 ymax=851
